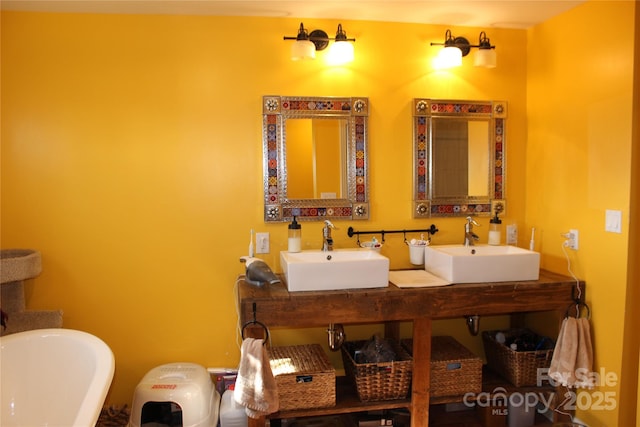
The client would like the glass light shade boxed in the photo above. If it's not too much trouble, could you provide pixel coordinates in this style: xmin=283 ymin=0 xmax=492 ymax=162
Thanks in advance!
xmin=291 ymin=40 xmax=315 ymax=60
xmin=475 ymin=48 xmax=497 ymax=68
xmin=328 ymin=40 xmax=354 ymax=65
xmin=434 ymin=46 xmax=462 ymax=69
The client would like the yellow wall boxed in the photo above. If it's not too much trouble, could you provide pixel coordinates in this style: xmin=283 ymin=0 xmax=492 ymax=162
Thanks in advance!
xmin=631 ymin=3 xmax=640 ymax=424
xmin=1 ymin=2 xmax=637 ymax=424
xmin=0 ymin=11 xmax=528 ymax=405
xmin=526 ymin=1 xmax=637 ymax=425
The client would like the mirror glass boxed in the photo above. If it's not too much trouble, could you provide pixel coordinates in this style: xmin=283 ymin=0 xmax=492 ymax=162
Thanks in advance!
xmin=413 ymin=99 xmax=507 ymax=218
xmin=263 ymin=96 xmax=370 ymax=222
xmin=432 ymin=119 xmax=490 ymax=198
xmin=286 ymin=118 xmax=347 ymax=199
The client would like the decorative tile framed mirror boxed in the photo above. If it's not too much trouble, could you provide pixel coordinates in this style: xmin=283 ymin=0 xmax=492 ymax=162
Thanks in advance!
xmin=413 ymin=99 xmax=507 ymax=218
xmin=263 ymin=96 xmax=370 ymax=222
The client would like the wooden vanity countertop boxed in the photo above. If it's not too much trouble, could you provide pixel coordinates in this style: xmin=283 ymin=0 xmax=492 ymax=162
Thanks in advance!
xmin=238 ymin=269 xmax=584 ymax=328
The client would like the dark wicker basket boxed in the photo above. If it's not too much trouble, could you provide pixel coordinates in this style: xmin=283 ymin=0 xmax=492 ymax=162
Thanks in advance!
xmin=482 ymin=329 xmax=554 ymax=387
xmin=341 ymin=339 xmax=413 ymax=402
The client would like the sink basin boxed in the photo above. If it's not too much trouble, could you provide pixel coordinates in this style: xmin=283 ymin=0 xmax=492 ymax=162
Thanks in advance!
xmin=280 ymin=249 xmax=390 ymax=292
xmin=424 ymin=244 xmax=540 ymax=283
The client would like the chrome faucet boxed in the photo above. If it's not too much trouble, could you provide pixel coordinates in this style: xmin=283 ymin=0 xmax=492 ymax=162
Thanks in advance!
xmin=322 ymin=220 xmax=335 ymax=251
xmin=464 ymin=216 xmax=480 ymax=246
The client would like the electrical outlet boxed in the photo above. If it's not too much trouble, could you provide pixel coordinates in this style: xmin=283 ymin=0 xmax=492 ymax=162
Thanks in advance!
xmin=256 ymin=232 xmax=270 ymax=254
xmin=566 ymin=229 xmax=579 ymax=250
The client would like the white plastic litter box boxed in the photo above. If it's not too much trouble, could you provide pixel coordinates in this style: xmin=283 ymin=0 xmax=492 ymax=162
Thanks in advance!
xmin=129 ymin=362 xmax=220 ymax=427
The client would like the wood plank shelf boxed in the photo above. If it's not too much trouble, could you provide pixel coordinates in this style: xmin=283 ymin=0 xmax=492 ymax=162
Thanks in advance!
xmin=267 ymin=376 xmax=411 ymax=419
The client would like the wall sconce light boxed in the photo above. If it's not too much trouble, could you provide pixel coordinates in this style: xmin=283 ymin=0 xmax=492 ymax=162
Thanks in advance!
xmin=288 ymin=23 xmax=316 ymax=60
xmin=284 ymin=22 xmax=356 ymax=63
xmin=329 ymin=24 xmax=354 ymax=64
xmin=474 ymin=32 xmax=497 ymax=68
xmin=431 ymin=29 xmax=496 ymax=69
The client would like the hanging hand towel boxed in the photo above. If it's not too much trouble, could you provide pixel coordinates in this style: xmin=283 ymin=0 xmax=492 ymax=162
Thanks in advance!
xmin=549 ymin=316 xmax=594 ymax=389
xmin=549 ymin=316 xmax=578 ymax=387
xmin=573 ymin=317 xmax=594 ymax=388
xmin=234 ymin=338 xmax=280 ymax=418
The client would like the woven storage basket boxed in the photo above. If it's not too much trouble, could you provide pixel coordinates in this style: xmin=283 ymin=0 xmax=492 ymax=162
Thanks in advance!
xmin=482 ymin=329 xmax=554 ymax=387
xmin=402 ymin=336 xmax=482 ymax=398
xmin=269 ymin=344 xmax=336 ymax=411
xmin=341 ymin=339 xmax=413 ymax=402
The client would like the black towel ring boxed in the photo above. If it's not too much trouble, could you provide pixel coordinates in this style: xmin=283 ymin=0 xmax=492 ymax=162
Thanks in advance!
xmin=241 ymin=302 xmax=270 ymax=344
xmin=565 ymin=300 xmax=591 ymax=319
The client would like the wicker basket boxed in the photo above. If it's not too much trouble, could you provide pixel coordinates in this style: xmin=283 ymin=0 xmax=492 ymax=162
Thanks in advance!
xmin=269 ymin=344 xmax=336 ymax=410
xmin=402 ymin=336 xmax=482 ymax=398
xmin=341 ymin=339 xmax=413 ymax=402
xmin=482 ymin=329 xmax=554 ymax=387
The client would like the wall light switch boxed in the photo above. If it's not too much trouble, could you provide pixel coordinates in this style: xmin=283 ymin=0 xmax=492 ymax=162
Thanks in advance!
xmin=256 ymin=232 xmax=270 ymax=254
xmin=605 ymin=209 xmax=622 ymax=233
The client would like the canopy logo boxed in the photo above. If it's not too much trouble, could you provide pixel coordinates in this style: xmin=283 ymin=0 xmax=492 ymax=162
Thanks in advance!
xmin=463 ymin=367 xmax=618 ymax=414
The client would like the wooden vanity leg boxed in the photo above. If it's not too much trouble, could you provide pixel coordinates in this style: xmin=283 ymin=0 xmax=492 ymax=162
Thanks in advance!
xmin=411 ymin=317 xmax=432 ymax=427
xmin=248 ymin=416 xmax=266 ymax=427
xmin=384 ymin=321 xmax=400 ymax=341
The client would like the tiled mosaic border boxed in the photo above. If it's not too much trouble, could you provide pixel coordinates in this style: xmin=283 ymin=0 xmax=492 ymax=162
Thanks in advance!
xmin=263 ymin=96 xmax=369 ymax=222
xmin=413 ymin=99 xmax=507 ymax=218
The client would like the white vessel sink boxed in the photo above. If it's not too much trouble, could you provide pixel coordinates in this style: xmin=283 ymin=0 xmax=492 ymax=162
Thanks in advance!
xmin=424 ymin=244 xmax=540 ymax=283
xmin=280 ymin=249 xmax=390 ymax=292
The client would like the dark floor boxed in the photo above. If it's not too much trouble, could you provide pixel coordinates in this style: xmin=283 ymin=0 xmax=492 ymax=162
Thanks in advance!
xmin=96 ymin=405 xmax=130 ymax=427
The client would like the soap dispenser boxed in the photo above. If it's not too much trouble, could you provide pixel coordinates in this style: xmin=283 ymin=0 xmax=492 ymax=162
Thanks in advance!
xmin=288 ymin=216 xmax=302 ymax=252
xmin=488 ymin=213 xmax=502 ymax=245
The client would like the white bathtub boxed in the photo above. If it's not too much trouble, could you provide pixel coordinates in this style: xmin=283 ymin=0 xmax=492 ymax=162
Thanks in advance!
xmin=1 ymin=328 xmax=115 ymax=427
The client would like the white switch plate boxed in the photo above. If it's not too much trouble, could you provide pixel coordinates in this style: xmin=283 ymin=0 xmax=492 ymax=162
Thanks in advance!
xmin=256 ymin=232 xmax=270 ymax=254
xmin=605 ymin=209 xmax=622 ymax=233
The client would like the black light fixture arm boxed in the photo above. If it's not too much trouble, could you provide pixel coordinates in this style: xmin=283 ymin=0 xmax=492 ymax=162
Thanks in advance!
xmin=430 ymin=29 xmax=495 ymax=57
xmin=284 ymin=22 xmax=356 ymax=51
xmin=478 ymin=31 xmax=494 ymax=49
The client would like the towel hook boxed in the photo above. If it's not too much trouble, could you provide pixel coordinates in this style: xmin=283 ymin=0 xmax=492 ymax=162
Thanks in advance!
xmin=241 ymin=302 xmax=270 ymax=344
xmin=565 ymin=300 xmax=591 ymax=319
xmin=568 ymin=286 xmax=590 ymax=319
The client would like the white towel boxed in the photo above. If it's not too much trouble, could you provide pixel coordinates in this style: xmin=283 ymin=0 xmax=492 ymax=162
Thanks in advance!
xmin=548 ymin=316 xmax=594 ymax=389
xmin=234 ymin=338 xmax=279 ymax=418
xmin=388 ymin=270 xmax=452 ymax=288
xmin=574 ymin=317 xmax=594 ymax=388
